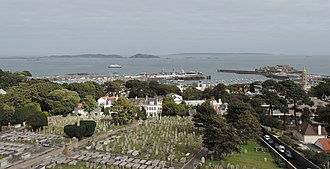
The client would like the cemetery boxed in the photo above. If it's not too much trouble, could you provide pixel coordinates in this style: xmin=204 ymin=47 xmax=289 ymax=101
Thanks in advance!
xmin=89 ymin=116 xmax=202 ymax=168
xmin=30 ymin=116 xmax=201 ymax=169
xmin=39 ymin=150 xmax=175 ymax=169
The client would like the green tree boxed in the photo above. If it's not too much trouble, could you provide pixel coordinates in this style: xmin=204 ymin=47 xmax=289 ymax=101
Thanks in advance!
xmin=305 ymin=150 xmax=329 ymax=168
xmin=157 ymin=84 xmax=181 ymax=96
xmin=280 ymin=80 xmax=313 ymax=126
xmin=46 ymin=89 xmax=80 ymax=116
xmin=182 ymin=87 xmax=203 ymax=100
xmin=136 ymin=107 xmax=147 ymax=120
xmin=226 ymin=101 xmax=256 ymax=124
xmin=28 ymin=80 xmax=63 ymax=111
xmin=0 ymin=69 xmax=28 ymax=90
xmin=111 ymin=97 xmax=138 ymax=124
xmin=162 ymin=97 xmax=176 ymax=116
xmin=315 ymin=105 xmax=330 ymax=124
xmin=203 ymin=115 xmax=241 ymax=159
xmin=82 ymin=95 xmax=98 ymax=112
xmin=0 ymin=104 xmax=15 ymax=131
xmin=2 ymin=83 xmax=34 ymax=107
xmin=193 ymin=101 xmax=241 ymax=158
xmin=26 ymin=112 xmax=48 ymax=131
xmin=175 ymin=103 xmax=188 ymax=117
xmin=104 ymin=80 xmax=124 ymax=94
xmin=234 ymin=111 xmax=262 ymax=144
xmin=125 ymin=80 xmax=155 ymax=98
xmin=14 ymin=103 xmax=42 ymax=124
xmin=66 ymin=81 xmax=104 ymax=99
xmin=212 ymin=83 xmax=228 ymax=100
xmin=193 ymin=101 xmax=216 ymax=128
xmin=310 ymin=82 xmax=330 ymax=99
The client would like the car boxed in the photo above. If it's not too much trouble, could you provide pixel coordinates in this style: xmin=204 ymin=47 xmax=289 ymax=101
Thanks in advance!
xmin=285 ymin=150 xmax=293 ymax=158
xmin=268 ymin=138 xmax=274 ymax=144
xmin=274 ymin=143 xmax=279 ymax=149
xmin=278 ymin=145 xmax=285 ymax=153
xmin=263 ymin=135 xmax=270 ymax=140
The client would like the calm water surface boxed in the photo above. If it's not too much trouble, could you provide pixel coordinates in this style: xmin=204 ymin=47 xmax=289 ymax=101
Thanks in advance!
xmin=0 ymin=54 xmax=329 ymax=82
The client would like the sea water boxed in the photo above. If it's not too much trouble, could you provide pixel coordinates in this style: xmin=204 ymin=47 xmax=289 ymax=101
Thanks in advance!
xmin=0 ymin=54 xmax=329 ymax=82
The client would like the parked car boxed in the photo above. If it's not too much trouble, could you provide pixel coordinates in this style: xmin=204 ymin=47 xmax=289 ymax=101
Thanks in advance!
xmin=263 ymin=135 xmax=270 ymax=141
xmin=285 ymin=150 xmax=293 ymax=158
xmin=268 ymin=138 xmax=274 ymax=144
xmin=278 ymin=145 xmax=285 ymax=153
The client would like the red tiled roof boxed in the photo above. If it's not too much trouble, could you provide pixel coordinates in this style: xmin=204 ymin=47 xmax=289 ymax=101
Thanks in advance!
xmin=318 ymin=138 xmax=330 ymax=152
xmin=76 ymin=103 xmax=84 ymax=109
xmin=294 ymin=122 xmax=327 ymax=136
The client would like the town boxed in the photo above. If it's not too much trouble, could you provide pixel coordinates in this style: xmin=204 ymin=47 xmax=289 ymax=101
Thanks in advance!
xmin=1 ymin=67 xmax=330 ymax=169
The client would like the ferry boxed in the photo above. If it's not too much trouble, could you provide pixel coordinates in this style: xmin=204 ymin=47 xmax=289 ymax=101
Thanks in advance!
xmin=108 ymin=64 xmax=122 ymax=68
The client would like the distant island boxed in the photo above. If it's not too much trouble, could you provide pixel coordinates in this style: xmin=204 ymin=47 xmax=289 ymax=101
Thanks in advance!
xmin=171 ymin=53 xmax=273 ymax=56
xmin=49 ymin=54 xmax=123 ymax=58
xmin=130 ymin=54 xmax=160 ymax=58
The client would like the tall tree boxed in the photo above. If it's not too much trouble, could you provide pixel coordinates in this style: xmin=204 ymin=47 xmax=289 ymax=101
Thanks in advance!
xmin=202 ymin=114 xmax=241 ymax=159
xmin=212 ymin=83 xmax=227 ymax=100
xmin=226 ymin=101 xmax=256 ymax=124
xmin=0 ymin=104 xmax=15 ymax=131
xmin=111 ymin=97 xmax=138 ymax=124
xmin=82 ymin=95 xmax=98 ymax=112
xmin=280 ymin=80 xmax=313 ymax=126
xmin=26 ymin=112 xmax=48 ymax=131
xmin=193 ymin=101 xmax=216 ymax=128
xmin=46 ymin=89 xmax=80 ymax=116
xmin=14 ymin=102 xmax=42 ymax=124
xmin=234 ymin=111 xmax=262 ymax=144
xmin=104 ymin=80 xmax=124 ymax=94
xmin=182 ymin=87 xmax=203 ymax=100
xmin=315 ymin=105 xmax=330 ymax=124
xmin=193 ymin=101 xmax=241 ymax=159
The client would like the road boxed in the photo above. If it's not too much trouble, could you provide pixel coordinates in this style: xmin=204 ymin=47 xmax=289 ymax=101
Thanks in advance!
xmin=8 ymin=122 xmax=139 ymax=169
xmin=261 ymin=135 xmax=316 ymax=169
xmin=182 ymin=147 xmax=208 ymax=169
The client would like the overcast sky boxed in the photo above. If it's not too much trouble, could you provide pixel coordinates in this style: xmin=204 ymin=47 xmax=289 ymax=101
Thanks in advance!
xmin=0 ymin=0 xmax=329 ymax=56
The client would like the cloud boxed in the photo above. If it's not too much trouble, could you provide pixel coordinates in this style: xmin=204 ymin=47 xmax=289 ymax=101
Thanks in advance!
xmin=0 ymin=0 xmax=329 ymax=55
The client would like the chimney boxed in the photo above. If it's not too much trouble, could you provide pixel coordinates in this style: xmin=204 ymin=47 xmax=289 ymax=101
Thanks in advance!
xmin=318 ymin=125 xmax=322 ymax=136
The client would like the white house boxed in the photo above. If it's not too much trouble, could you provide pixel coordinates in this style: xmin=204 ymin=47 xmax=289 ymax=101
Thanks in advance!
xmin=210 ymin=99 xmax=229 ymax=116
xmin=143 ymin=96 xmax=162 ymax=119
xmin=293 ymin=122 xmax=328 ymax=144
xmin=185 ymin=100 xmax=205 ymax=107
xmin=98 ymin=96 xmax=118 ymax=110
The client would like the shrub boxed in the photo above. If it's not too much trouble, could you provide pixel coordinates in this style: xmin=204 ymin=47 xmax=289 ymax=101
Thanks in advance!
xmin=64 ymin=125 xmax=83 ymax=140
xmin=64 ymin=120 xmax=96 ymax=140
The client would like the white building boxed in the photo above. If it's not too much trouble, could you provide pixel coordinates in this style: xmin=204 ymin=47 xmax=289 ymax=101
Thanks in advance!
xmin=143 ymin=97 xmax=162 ymax=119
xmin=72 ymin=103 xmax=88 ymax=117
xmin=185 ymin=100 xmax=205 ymax=107
xmin=166 ymin=93 xmax=183 ymax=104
xmin=97 ymin=96 xmax=118 ymax=110
xmin=210 ymin=99 xmax=229 ymax=116
xmin=293 ymin=122 xmax=328 ymax=144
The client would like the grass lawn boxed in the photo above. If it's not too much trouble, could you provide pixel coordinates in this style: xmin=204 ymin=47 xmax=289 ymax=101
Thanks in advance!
xmin=57 ymin=161 xmax=87 ymax=169
xmin=202 ymin=140 xmax=283 ymax=169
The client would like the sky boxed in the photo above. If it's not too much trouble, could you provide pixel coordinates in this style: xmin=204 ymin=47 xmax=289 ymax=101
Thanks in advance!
xmin=0 ymin=0 xmax=329 ymax=56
